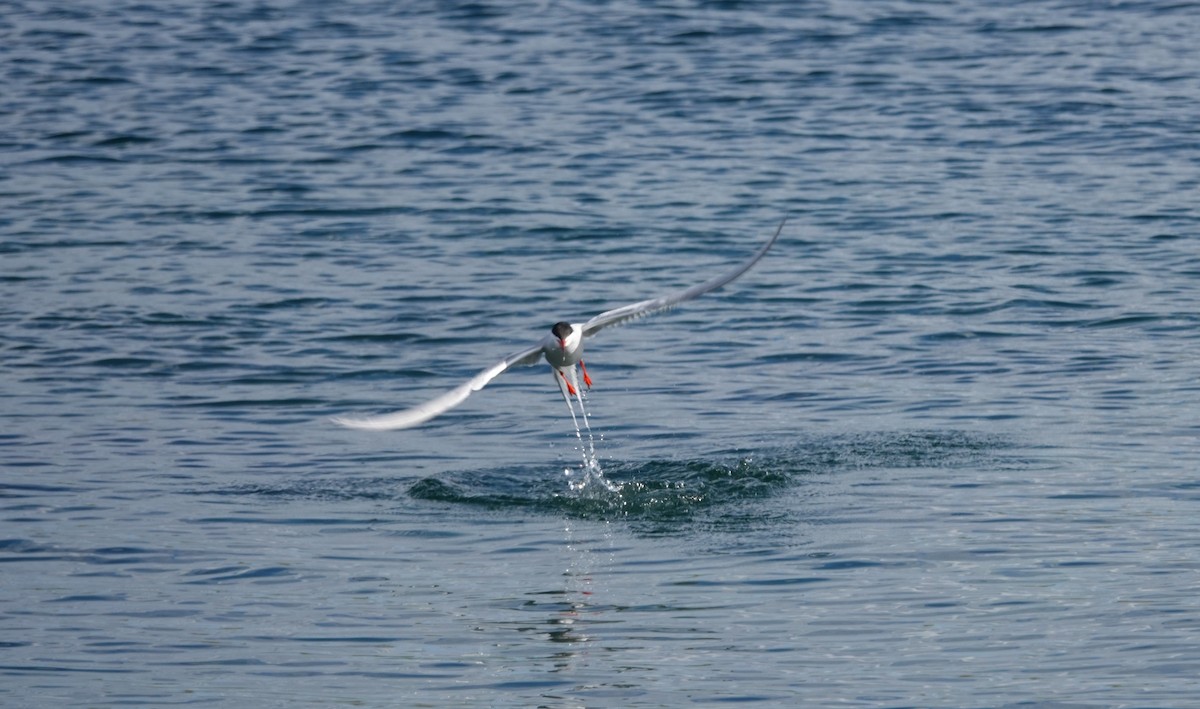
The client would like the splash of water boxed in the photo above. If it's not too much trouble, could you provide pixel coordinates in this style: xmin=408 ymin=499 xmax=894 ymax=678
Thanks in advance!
xmin=559 ymin=371 xmax=618 ymax=495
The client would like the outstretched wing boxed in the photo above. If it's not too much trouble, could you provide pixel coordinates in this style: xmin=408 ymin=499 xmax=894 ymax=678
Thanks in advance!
xmin=333 ymin=218 xmax=784 ymax=431
xmin=582 ymin=218 xmax=785 ymax=337
xmin=331 ymin=344 xmax=544 ymax=430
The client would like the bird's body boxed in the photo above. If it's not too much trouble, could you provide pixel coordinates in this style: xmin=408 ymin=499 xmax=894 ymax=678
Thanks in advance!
xmin=544 ymin=322 xmax=583 ymax=370
xmin=332 ymin=219 xmax=785 ymax=431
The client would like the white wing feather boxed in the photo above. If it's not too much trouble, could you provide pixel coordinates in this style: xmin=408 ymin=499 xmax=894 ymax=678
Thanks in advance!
xmin=583 ymin=218 xmax=785 ymax=337
xmin=331 ymin=344 xmax=543 ymax=430
xmin=333 ymin=218 xmax=785 ymax=431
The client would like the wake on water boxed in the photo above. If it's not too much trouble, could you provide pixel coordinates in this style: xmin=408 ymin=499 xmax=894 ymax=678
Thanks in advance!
xmin=210 ymin=429 xmax=1022 ymax=535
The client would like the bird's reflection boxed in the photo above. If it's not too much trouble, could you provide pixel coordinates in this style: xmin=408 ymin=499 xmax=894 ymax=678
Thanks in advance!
xmin=543 ymin=520 xmax=613 ymax=671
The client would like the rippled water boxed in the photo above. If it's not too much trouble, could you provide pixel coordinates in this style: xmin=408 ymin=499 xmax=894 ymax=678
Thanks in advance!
xmin=4 ymin=1 xmax=1200 ymax=706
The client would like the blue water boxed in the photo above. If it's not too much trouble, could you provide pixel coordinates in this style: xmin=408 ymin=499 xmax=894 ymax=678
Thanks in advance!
xmin=4 ymin=1 xmax=1200 ymax=706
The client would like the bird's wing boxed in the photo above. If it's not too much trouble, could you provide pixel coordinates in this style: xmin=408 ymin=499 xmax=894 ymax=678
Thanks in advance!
xmin=582 ymin=218 xmax=785 ymax=337
xmin=331 ymin=343 xmax=544 ymax=430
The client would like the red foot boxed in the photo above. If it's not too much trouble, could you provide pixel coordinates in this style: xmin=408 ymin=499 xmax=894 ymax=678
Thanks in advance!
xmin=559 ymin=370 xmax=577 ymax=396
xmin=580 ymin=361 xmax=593 ymax=389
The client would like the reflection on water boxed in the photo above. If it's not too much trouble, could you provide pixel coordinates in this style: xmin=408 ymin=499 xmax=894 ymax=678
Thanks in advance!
xmin=516 ymin=521 xmax=614 ymax=684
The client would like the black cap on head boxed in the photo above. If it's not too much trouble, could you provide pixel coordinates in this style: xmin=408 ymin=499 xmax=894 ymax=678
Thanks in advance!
xmin=551 ymin=322 xmax=573 ymax=339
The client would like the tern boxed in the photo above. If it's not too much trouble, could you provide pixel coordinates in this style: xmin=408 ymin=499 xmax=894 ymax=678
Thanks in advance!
xmin=332 ymin=218 xmax=785 ymax=430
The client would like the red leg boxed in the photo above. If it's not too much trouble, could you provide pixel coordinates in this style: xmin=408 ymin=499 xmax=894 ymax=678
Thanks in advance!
xmin=580 ymin=361 xmax=593 ymax=389
xmin=558 ymin=369 xmax=577 ymax=396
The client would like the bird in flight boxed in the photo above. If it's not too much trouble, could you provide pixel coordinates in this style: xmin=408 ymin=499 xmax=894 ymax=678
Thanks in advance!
xmin=332 ymin=218 xmax=785 ymax=430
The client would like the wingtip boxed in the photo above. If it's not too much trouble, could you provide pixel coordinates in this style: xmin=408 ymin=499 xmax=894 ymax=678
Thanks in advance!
xmin=329 ymin=415 xmax=358 ymax=429
xmin=773 ymin=215 xmax=788 ymax=238
xmin=330 ymin=410 xmax=431 ymax=431
xmin=330 ymin=414 xmax=386 ymax=430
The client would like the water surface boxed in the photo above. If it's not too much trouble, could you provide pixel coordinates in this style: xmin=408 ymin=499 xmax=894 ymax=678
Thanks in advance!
xmin=3 ymin=1 xmax=1200 ymax=706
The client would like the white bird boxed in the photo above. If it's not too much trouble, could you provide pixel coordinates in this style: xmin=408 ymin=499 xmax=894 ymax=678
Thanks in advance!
xmin=332 ymin=218 xmax=785 ymax=430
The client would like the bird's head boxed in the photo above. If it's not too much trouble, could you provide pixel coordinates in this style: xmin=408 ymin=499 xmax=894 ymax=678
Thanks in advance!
xmin=551 ymin=321 xmax=573 ymax=350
